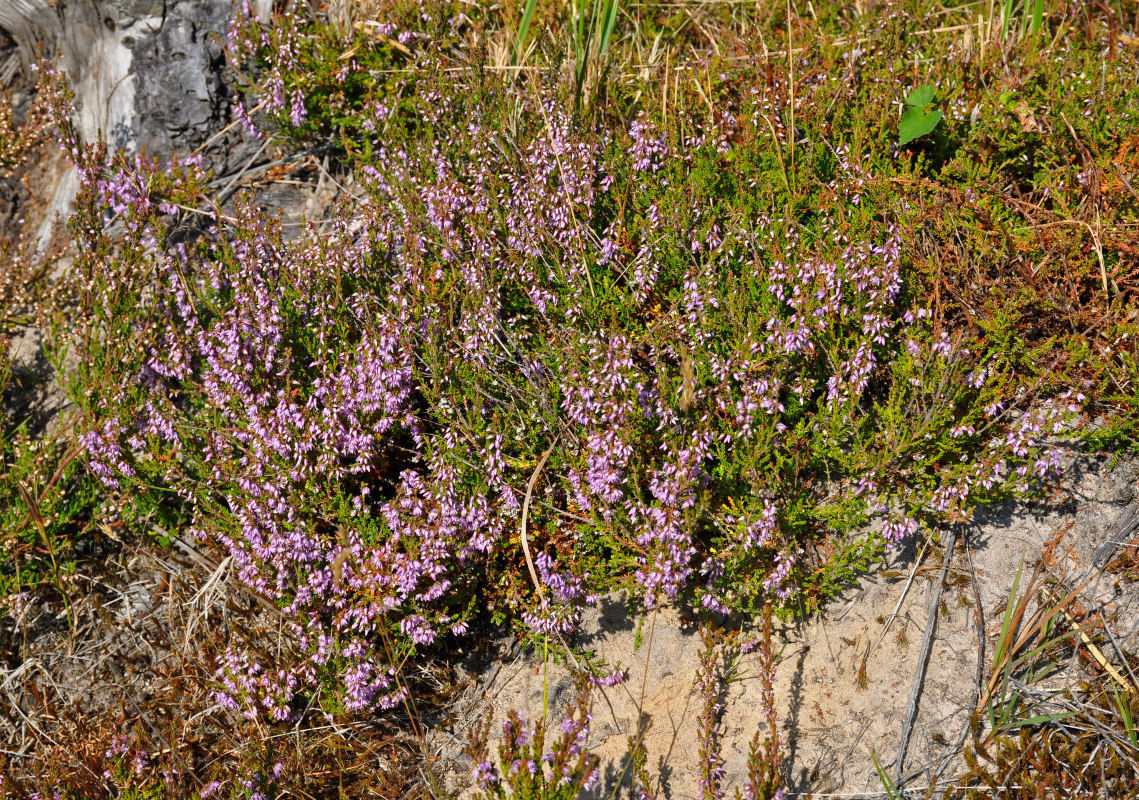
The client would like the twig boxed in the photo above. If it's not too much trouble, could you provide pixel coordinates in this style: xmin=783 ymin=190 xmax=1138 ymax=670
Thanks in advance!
xmin=1101 ymin=621 xmax=1139 ymax=690
xmin=309 ymin=150 xmax=366 ymax=204
xmin=519 ymin=443 xmax=555 ymax=605
xmin=192 ymin=99 xmax=267 ymax=155
xmin=1058 ymin=112 xmax=1109 ymax=295
xmin=4 ymin=685 xmax=109 ymax=786
xmin=198 ymin=142 xmax=332 ymax=227
xmin=162 ymin=529 xmax=287 ymax=620
xmin=1039 ymin=584 xmax=1134 ymax=693
xmin=894 ymin=525 xmax=958 ymax=786
xmin=168 ymin=201 xmax=238 ymax=225
xmin=210 ymin=137 xmax=271 ymax=200
xmin=868 ymin=536 xmax=932 ymax=656
xmin=518 ymin=440 xmax=581 ymax=674
xmin=933 ymin=531 xmax=985 ymax=780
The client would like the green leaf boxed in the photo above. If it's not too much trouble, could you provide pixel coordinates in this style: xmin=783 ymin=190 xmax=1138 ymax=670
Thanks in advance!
xmin=870 ymin=751 xmax=903 ymax=800
xmin=998 ymin=711 xmax=1078 ymax=731
xmin=598 ymin=0 xmax=619 ymax=56
xmin=513 ymin=0 xmax=540 ymax=66
xmin=898 ymin=108 xmax=943 ymax=145
xmin=904 ymin=85 xmax=936 ymax=107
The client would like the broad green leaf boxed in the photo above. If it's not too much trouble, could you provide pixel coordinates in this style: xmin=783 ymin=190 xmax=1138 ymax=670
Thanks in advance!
xmin=905 ymin=85 xmax=936 ymax=107
xmin=899 ymin=108 xmax=943 ymax=145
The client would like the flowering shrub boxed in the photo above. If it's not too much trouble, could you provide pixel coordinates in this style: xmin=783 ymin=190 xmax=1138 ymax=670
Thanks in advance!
xmin=0 ymin=72 xmax=100 ymax=626
xmin=222 ymin=0 xmax=466 ymax=144
xmin=4 ymin=0 xmax=1139 ymax=798
xmin=464 ymin=681 xmax=599 ymax=800
xmin=52 ymin=0 xmax=1139 ymax=731
xmin=65 ymin=53 xmax=1091 ymax=720
xmin=696 ymin=627 xmax=727 ymax=800
xmin=692 ymin=612 xmax=785 ymax=800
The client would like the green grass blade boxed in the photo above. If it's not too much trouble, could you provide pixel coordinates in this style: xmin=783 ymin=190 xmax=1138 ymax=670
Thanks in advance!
xmin=585 ymin=0 xmax=602 ymax=63
xmin=1006 ymin=625 xmax=1084 ymax=673
xmin=575 ymin=0 xmax=586 ymax=52
xmin=1032 ymin=0 xmax=1044 ymax=35
xmin=870 ymin=751 xmax=902 ymax=800
xmin=598 ymin=0 xmax=619 ymax=55
xmin=993 ymin=559 xmax=1024 ymax=668
xmin=999 ymin=711 xmax=1077 ymax=731
xmin=1114 ymin=688 xmax=1138 ymax=749
xmin=514 ymin=0 xmax=540 ymax=66
xmin=987 ymin=559 xmax=1023 ymax=728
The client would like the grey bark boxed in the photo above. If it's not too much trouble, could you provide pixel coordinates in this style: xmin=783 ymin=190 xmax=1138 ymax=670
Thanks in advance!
xmin=0 ymin=0 xmax=61 ymax=65
xmin=2 ymin=0 xmax=240 ymax=154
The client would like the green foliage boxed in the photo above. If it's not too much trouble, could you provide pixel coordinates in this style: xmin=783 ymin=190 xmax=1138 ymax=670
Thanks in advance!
xmin=465 ymin=682 xmax=599 ymax=800
xmin=981 ymin=560 xmax=1080 ymax=734
xmin=570 ymin=0 xmax=620 ymax=107
xmin=514 ymin=0 xmax=540 ymax=65
xmin=13 ymin=0 xmax=1139 ymax=783
xmin=898 ymin=85 xmax=944 ymax=146
xmin=0 ymin=427 xmax=99 ymax=618
xmin=72 ymin=0 xmax=1139 ymax=637
xmin=870 ymin=751 xmax=903 ymax=800
xmin=7 ymin=0 xmax=1139 ymax=797
xmin=0 ymin=267 xmax=99 ymax=624
xmin=1003 ymin=0 xmax=1047 ymax=41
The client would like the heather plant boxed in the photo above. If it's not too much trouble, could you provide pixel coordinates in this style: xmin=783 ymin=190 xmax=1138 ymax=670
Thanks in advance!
xmin=0 ymin=73 xmax=51 ymax=174
xmin=6 ymin=0 xmax=1139 ymax=795
xmin=696 ymin=626 xmax=727 ymax=800
xmin=464 ymin=680 xmax=599 ymax=800
xmin=739 ymin=606 xmax=782 ymax=800
xmin=0 ymin=422 xmax=98 ymax=630
xmin=462 ymin=609 xmax=787 ymax=800
xmin=62 ymin=0 xmax=1130 ymax=725
xmin=0 ymin=73 xmax=99 ymax=630
xmin=688 ymin=612 xmax=785 ymax=800
xmin=222 ymin=0 xmax=470 ymax=145
xmin=1 ymin=68 xmax=70 ymax=321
